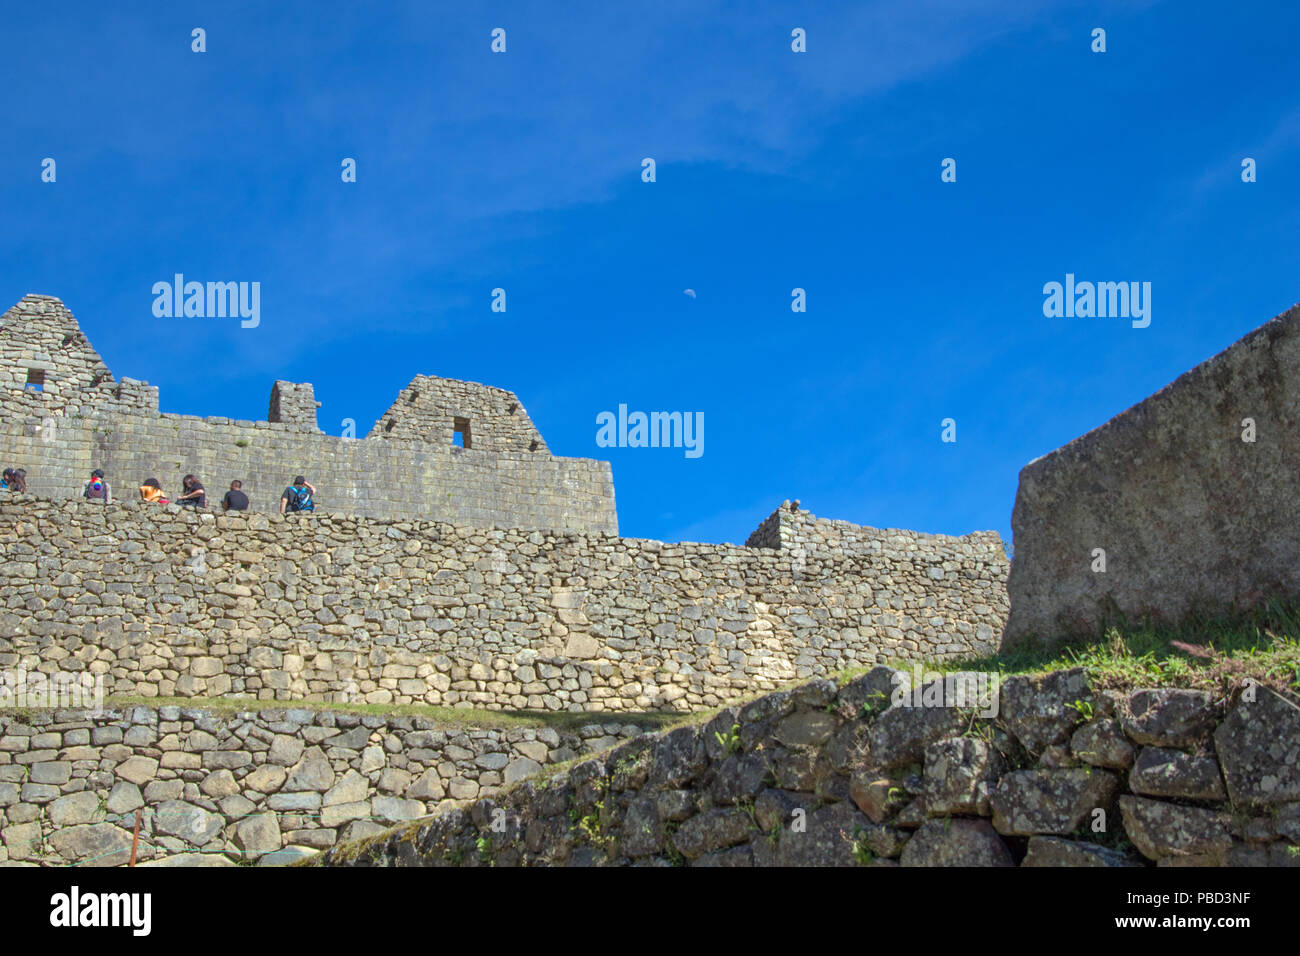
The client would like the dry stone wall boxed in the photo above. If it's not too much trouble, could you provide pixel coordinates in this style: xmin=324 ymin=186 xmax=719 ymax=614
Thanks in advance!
xmin=1006 ymin=301 xmax=1300 ymax=646
xmin=0 ymin=295 xmax=616 ymax=533
xmin=0 ymin=497 xmax=1009 ymax=713
xmin=311 ymin=669 xmax=1300 ymax=867
xmin=0 ymin=704 xmax=642 ymax=866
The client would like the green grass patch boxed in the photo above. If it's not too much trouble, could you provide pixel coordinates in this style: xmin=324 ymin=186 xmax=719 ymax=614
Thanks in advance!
xmin=876 ymin=600 xmax=1300 ymax=702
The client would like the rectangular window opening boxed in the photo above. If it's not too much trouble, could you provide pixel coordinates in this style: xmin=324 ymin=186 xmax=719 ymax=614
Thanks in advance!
xmin=453 ymin=417 xmax=471 ymax=449
xmin=25 ymin=369 xmax=45 ymax=392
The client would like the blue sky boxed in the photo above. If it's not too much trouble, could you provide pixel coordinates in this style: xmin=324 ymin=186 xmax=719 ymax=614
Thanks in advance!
xmin=3 ymin=1 xmax=1298 ymax=545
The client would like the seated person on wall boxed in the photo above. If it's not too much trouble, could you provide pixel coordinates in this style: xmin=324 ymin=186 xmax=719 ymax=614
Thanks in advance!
xmin=1 ymin=469 xmax=11 ymax=491
xmin=139 ymin=478 xmax=169 ymax=505
xmin=280 ymin=475 xmax=315 ymax=514
xmin=222 ymin=480 xmax=249 ymax=512
xmin=7 ymin=469 xmax=26 ymax=493
xmin=83 ymin=469 xmax=111 ymax=504
xmin=176 ymin=474 xmax=207 ymax=508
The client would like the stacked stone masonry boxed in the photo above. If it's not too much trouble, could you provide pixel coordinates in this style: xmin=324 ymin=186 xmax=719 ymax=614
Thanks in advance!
xmin=0 ymin=295 xmax=615 ymax=533
xmin=0 ymin=705 xmax=642 ymax=866
xmin=0 ymin=497 xmax=1009 ymax=713
xmin=311 ymin=669 xmax=1300 ymax=867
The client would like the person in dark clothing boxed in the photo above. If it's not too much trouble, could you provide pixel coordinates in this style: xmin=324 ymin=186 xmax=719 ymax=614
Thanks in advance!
xmin=9 ymin=469 xmax=27 ymax=493
xmin=176 ymin=474 xmax=206 ymax=508
xmin=83 ymin=469 xmax=111 ymax=503
xmin=280 ymin=475 xmax=316 ymax=514
xmin=222 ymin=480 xmax=249 ymax=512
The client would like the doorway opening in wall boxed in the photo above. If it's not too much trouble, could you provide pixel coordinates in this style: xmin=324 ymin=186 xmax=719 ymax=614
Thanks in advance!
xmin=24 ymin=369 xmax=45 ymax=392
xmin=453 ymin=417 xmax=472 ymax=449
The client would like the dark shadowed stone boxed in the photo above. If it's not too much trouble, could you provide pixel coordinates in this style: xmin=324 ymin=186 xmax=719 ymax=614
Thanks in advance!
xmin=754 ymin=788 xmax=805 ymax=832
xmin=923 ymin=737 xmax=1006 ymax=815
xmin=1035 ymin=744 xmax=1078 ymax=769
xmin=620 ymin=796 xmax=663 ymax=858
xmin=702 ymin=708 xmax=742 ymax=762
xmin=775 ymin=710 xmax=839 ymax=748
xmin=899 ymin=818 xmax=1014 ymax=867
xmin=1122 ymin=689 xmax=1217 ymax=749
xmin=773 ymin=748 xmax=829 ymax=792
xmin=838 ymin=666 xmax=909 ymax=717
xmin=895 ymin=797 xmax=928 ymax=827
xmin=535 ymin=780 xmax=571 ymax=819
xmin=1214 ymin=687 xmax=1300 ymax=809
xmin=738 ymin=690 xmax=795 ymax=729
xmin=824 ymin=720 xmax=871 ymax=772
xmin=1071 ymin=719 xmax=1136 ymax=769
xmin=1129 ymin=747 xmax=1227 ymax=801
xmin=815 ymin=772 xmax=853 ymax=805
xmin=1268 ymin=844 xmax=1300 ymax=867
xmin=569 ymin=758 xmax=611 ymax=812
xmin=997 ymin=669 xmax=1090 ymax=754
xmin=793 ymin=678 xmax=838 ymax=710
xmin=990 ymin=769 xmax=1119 ymax=836
xmin=649 ymin=726 xmax=707 ymax=789
xmin=328 ymin=726 xmax=370 ymax=752
xmin=866 ymin=694 xmax=968 ymax=770
xmin=565 ymin=846 xmax=608 ymax=867
xmin=775 ymin=800 xmax=876 ymax=866
xmin=1275 ymin=804 xmax=1300 ymax=843
xmin=850 ymin=821 xmax=908 ymax=859
xmin=655 ymin=790 xmax=694 ymax=822
xmin=690 ymin=845 xmax=754 ymax=867
xmin=850 ymin=773 xmax=909 ymax=823
xmin=1022 ymin=836 xmax=1143 ymax=867
xmin=671 ymin=808 xmax=752 ymax=860
xmin=1119 ymin=796 xmax=1234 ymax=863
xmin=709 ymin=753 xmax=772 ymax=805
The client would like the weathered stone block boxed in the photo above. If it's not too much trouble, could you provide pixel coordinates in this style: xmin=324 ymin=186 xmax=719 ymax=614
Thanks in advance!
xmin=1006 ymin=302 xmax=1300 ymax=645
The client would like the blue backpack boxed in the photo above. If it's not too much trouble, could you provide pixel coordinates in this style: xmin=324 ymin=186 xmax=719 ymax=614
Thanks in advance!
xmin=288 ymin=485 xmax=314 ymax=512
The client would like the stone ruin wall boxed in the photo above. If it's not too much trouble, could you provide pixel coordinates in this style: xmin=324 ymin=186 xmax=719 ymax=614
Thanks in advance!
xmin=2 ymin=666 xmax=1296 ymax=867
xmin=0 ymin=295 xmax=616 ymax=534
xmin=313 ymin=669 xmax=1300 ymax=868
xmin=1006 ymin=301 xmax=1300 ymax=646
xmin=0 ymin=497 xmax=1010 ymax=714
xmin=0 ymin=704 xmax=644 ymax=866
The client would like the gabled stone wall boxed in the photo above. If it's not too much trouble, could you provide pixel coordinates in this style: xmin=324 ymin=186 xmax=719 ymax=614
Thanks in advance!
xmin=0 ymin=295 xmax=615 ymax=533
xmin=368 ymin=374 xmax=548 ymax=453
